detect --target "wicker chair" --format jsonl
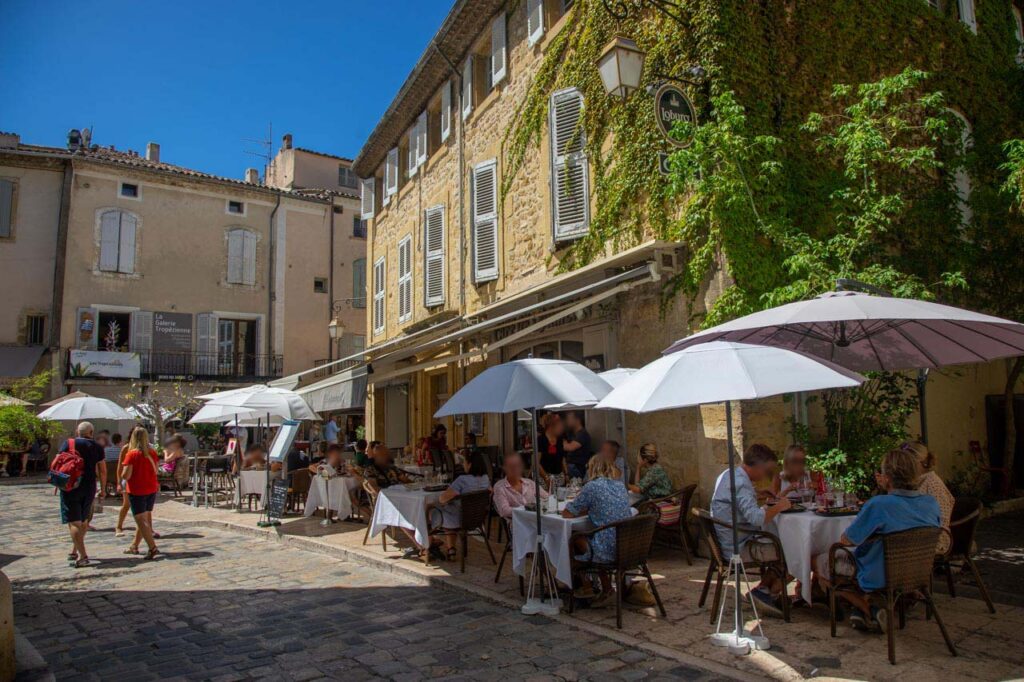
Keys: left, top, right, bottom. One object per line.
{"left": 637, "top": 484, "right": 697, "bottom": 565}
{"left": 361, "top": 480, "right": 387, "bottom": 550}
{"left": 156, "top": 457, "right": 190, "bottom": 497}
{"left": 288, "top": 469, "right": 312, "bottom": 513}
{"left": 569, "top": 513, "right": 667, "bottom": 629}
{"left": 934, "top": 497, "right": 996, "bottom": 614}
{"left": 693, "top": 508, "right": 790, "bottom": 623}
{"left": 828, "top": 527, "right": 957, "bottom": 665}
{"left": 434, "top": 489, "right": 497, "bottom": 573}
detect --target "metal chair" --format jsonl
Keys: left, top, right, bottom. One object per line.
{"left": 934, "top": 496, "right": 996, "bottom": 613}
{"left": 693, "top": 508, "right": 790, "bottom": 623}
{"left": 637, "top": 484, "right": 697, "bottom": 565}
{"left": 568, "top": 513, "right": 667, "bottom": 629}
{"left": 828, "top": 527, "right": 957, "bottom": 665}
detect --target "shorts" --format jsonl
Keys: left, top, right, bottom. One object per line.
{"left": 60, "top": 490, "right": 95, "bottom": 524}
{"left": 129, "top": 493, "right": 157, "bottom": 515}
{"left": 814, "top": 549, "right": 857, "bottom": 580}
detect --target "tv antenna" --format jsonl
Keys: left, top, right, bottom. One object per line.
{"left": 243, "top": 122, "right": 273, "bottom": 165}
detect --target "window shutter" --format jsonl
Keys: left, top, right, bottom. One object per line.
{"left": 408, "top": 125, "right": 419, "bottom": 177}
{"left": 131, "top": 310, "right": 153, "bottom": 374}
{"left": 440, "top": 80, "right": 452, "bottom": 142}
{"left": 491, "top": 14, "right": 507, "bottom": 85}
{"left": 242, "top": 231, "right": 257, "bottom": 285}
{"left": 462, "top": 56, "right": 474, "bottom": 121}
{"left": 527, "top": 0, "right": 544, "bottom": 46}
{"left": 99, "top": 211, "right": 121, "bottom": 272}
{"left": 360, "top": 178, "right": 375, "bottom": 219}
{"left": 385, "top": 148, "right": 399, "bottom": 197}
{"left": 117, "top": 212, "right": 137, "bottom": 273}
{"left": 227, "top": 230, "right": 244, "bottom": 284}
{"left": 416, "top": 111, "right": 428, "bottom": 166}
{"left": 1015, "top": 7, "right": 1024, "bottom": 65}
{"left": 472, "top": 160, "right": 499, "bottom": 283}
{"left": 196, "top": 312, "right": 218, "bottom": 375}
{"left": 373, "top": 257, "right": 386, "bottom": 335}
{"left": 0, "top": 179, "right": 13, "bottom": 238}
{"left": 353, "top": 258, "right": 367, "bottom": 308}
{"left": 398, "top": 237, "right": 412, "bottom": 322}
{"left": 957, "top": 0, "right": 977, "bottom": 33}
{"left": 424, "top": 205, "right": 446, "bottom": 307}
{"left": 549, "top": 88, "right": 590, "bottom": 240}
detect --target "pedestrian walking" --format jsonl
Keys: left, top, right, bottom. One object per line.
{"left": 54, "top": 421, "right": 107, "bottom": 568}
{"left": 120, "top": 427, "right": 161, "bottom": 560}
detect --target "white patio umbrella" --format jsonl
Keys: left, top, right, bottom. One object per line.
{"left": 203, "top": 386, "right": 319, "bottom": 422}
{"left": 664, "top": 289, "right": 1024, "bottom": 441}
{"left": 434, "top": 358, "right": 613, "bottom": 615}
{"left": 37, "top": 396, "right": 132, "bottom": 421}
{"left": 196, "top": 385, "right": 266, "bottom": 401}
{"left": 597, "top": 341, "right": 865, "bottom": 655}
{"left": 0, "top": 394, "right": 32, "bottom": 407}
{"left": 39, "top": 391, "right": 92, "bottom": 407}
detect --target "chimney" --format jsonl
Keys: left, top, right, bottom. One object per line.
{"left": 146, "top": 142, "right": 160, "bottom": 162}
{"left": 0, "top": 132, "right": 21, "bottom": 148}
{"left": 81, "top": 128, "right": 92, "bottom": 147}
{"left": 282, "top": 133, "right": 293, "bottom": 150}
{"left": 245, "top": 168, "right": 260, "bottom": 184}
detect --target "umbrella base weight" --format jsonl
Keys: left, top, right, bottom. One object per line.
{"left": 257, "top": 520, "right": 281, "bottom": 527}
{"left": 521, "top": 597, "right": 561, "bottom": 616}
{"left": 709, "top": 630, "right": 769, "bottom": 655}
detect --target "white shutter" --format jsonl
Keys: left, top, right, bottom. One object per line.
{"left": 550, "top": 88, "right": 590, "bottom": 240}
{"left": 131, "top": 310, "right": 153, "bottom": 374}
{"left": 408, "top": 125, "right": 419, "bottom": 177}
{"left": 196, "top": 312, "right": 218, "bottom": 375}
{"left": 491, "top": 14, "right": 507, "bottom": 85}
{"left": 398, "top": 236, "right": 412, "bottom": 322}
{"left": 99, "top": 211, "right": 121, "bottom": 272}
{"left": 461, "top": 56, "right": 474, "bottom": 121}
{"left": 385, "top": 148, "right": 399, "bottom": 198}
{"left": 117, "top": 212, "right": 136, "bottom": 273}
{"left": 227, "top": 230, "right": 244, "bottom": 284}
{"left": 1014, "top": 7, "right": 1024, "bottom": 65}
{"left": 472, "top": 160, "right": 499, "bottom": 283}
{"left": 373, "top": 257, "right": 386, "bottom": 335}
{"left": 957, "top": 0, "right": 977, "bottom": 33}
{"left": 360, "top": 177, "right": 375, "bottom": 219}
{"left": 527, "top": 0, "right": 544, "bottom": 46}
{"left": 424, "top": 204, "right": 445, "bottom": 307}
{"left": 242, "top": 230, "right": 257, "bottom": 285}
{"left": 416, "top": 111, "right": 428, "bottom": 166}
{"left": 440, "top": 80, "right": 452, "bottom": 142}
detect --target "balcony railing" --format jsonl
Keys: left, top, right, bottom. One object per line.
{"left": 312, "top": 357, "right": 362, "bottom": 379}
{"left": 66, "top": 349, "right": 283, "bottom": 382}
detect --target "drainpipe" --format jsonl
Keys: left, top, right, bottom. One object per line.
{"left": 50, "top": 158, "right": 73, "bottom": 397}
{"left": 268, "top": 192, "right": 282, "bottom": 367}
{"left": 327, "top": 196, "right": 336, "bottom": 363}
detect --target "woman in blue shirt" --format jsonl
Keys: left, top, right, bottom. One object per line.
{"left": 814, "top": 448, "right": 940, "bottom": 632}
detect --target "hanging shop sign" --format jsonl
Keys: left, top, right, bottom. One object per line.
{"left": 654, "top": 84, "right": 697, "bottom": 148}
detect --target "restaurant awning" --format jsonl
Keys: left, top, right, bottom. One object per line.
{"left": 0, "top": 346, "right": 46, "bottom": 378}
{"left": 297, "top": 366, "right": 368, "bottom": 413}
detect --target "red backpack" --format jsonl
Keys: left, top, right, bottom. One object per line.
{"left": 48, "top": 438, "right": 85, "bottom": 492}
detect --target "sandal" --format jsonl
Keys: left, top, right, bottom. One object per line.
{"left": 143, "top": 547, "right": 161, "bottom": 561}
{"left": 73, "top": 557, "right": 91, "bottom": 568}
{"left": 67, "top": 552, "right": 78, "bottom": 561}
{"left": 123, "top": 546, "right": 140, "bottom": 555}
{"left": 445, "top": 547, "right": 457, "bottom": 562}
{"left": 114, "top": 529, "right": 125, "bottom": 537}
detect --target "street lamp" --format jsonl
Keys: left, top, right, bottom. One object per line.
{"left": 597, "top": 36, "right": 646, "bottom": 98}
{"left": 327, "top": 316, "right": 346, "bottom": 340}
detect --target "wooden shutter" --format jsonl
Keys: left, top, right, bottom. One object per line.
{"left": 957, "top": 0, "right": 977, "bottom": 32}
{"left": 385, "top": 148, "right": 399, "bottom": 198}
{"left": 491, "top": 14, "right": 507, "bottom": 84}
{"left": 549, "top": 88, "right": 590, "bottom": 240}
{"left": 196, "top": 312, "right": 218, "bottom": 375}
{"left": 416, "top": 111, "right": 428, "bottom": 167}
{"left": 472, "top": 160, "right": 499, "bottom": 283}
{"left": 131, "top": 310, "right": 153, "bottom": 374}
{"left": 527, "top": 0, "right": 544, "bottom": 46}
{"left": 0, "top": 179, "right": 13, "bottom": 238}
{"left": 360, "top": 177, "right": 375, "bottom": 219}
{"left": 408, "top": 125, "right": 419, "bottom": 177}
{"left": 352, "top": 258, "right": 367, "bottom": 308}
{"left": 116, "top": 212, "right": 137, "bottom": 273}
{"left": 398, "top": 236, "right": 412, "bottom": 322}
{"left": 373, "top": 257, "right": 386, "bottom": 335}
{"left": 99, "top": 211, "right": 121, "bottom": 271}
{"left": 242, "top": 231, "right": 257, "bottom": 285}
{"left": 227, "top": 230, "right": 244, "bottom": 283}
{"left": 440, "top": 80, "right": 452, "bottom": 142}
{"left": 424, "top": 205, "right": 445, "bottom": 307}
{"left": 461, "top": 56, "right": 474, "bottom": 120}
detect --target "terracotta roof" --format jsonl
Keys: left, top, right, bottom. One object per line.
{"left": 352, "top": 0, "right": 506, "bottom": 177}
{"left": 294, "top": 147, "right": 354, "bottom": 163}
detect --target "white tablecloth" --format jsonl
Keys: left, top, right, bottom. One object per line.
{"left": 511, "top": 505, "right": 591, "bottom": 587}
{"left": 400, "top": 465, "right": 433, "bottom": 477}
{"left": 236, "top": 470, "right": 273, "bottom": 508}
{"left": 769, "top": 510, "right": 856, "bottom": 603}
{"left": 304, "top": 475, "right": 359, "bottom": 519}
{"left": 368, "top": 486, "right": 442, "bottom": 547}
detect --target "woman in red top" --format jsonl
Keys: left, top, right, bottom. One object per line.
{"left": 121, "top": 427, "right": 161, "bottom": 560}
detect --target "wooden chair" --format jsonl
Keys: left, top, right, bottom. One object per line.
{"left": 828, "top": 526, "right": 957, "bottom": 665}
{"left": 568, "top": 513, "right": 667, "bottom": 629}
{"left": 439, "top": 489, "right": 497, "bottom": 573}
{"left": 934, "top": 496, "right": 996, "bottom": 613}
{"left": 288, "top": 469, "right": 312, "bottom": 513}
{"left": 157, "top": 457, "right": 190, "bottom": 497}
{"left": 968, "top": 441, "right": 1012, "bottom": 498}
{"left": 693, "top": 508, "right": 790, "bottom": 623}
{"left": 361, "top": 480, "right": 387, "bottom": 551}
{"left": 637, "top": 484, "right": 697, "bottom": 565}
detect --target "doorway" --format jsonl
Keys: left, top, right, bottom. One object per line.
{"left": 218, "top": 319, "right": 258, "bottom": 376}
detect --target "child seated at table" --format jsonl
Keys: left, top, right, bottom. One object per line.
{"left": 771, "top": 444, "right": 820, "bottom": 500}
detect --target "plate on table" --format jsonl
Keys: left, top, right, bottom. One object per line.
{"left": 814, "top": 506, "right": 859, "bottom": 517}
{"left": 423, "top": 484, "right": 448, "bottom": 492}
{"left": 780, "top": 503, "right": 806, "bottom": 514}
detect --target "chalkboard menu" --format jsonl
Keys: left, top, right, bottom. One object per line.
{"left": 266, "top": 479, "right": 288, "bottom": 522}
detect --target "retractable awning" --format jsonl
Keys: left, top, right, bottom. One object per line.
{"left": 0, "top": 346, "right": 46, "bottom": 378}
{"left": 297, "top": 366, "right": 368, "bottom": 413}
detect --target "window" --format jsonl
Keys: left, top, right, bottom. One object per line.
{"left": 956, "top": 0, "right": 977, "bottom": 32}
{"left": 338, "top": 166, "right": 359, "bottom": 189}
{"left": 119, "top": 182, "right": 140, "bottom": 199}
{"left": 398, "top": 236, "right": 412, "bottom": 323}
{"left": 424, "top": 204, "right": 446, "bottom": 307}
{"left": 226, "top": 228, "right": 257, "bottom": 285}
{"left": 472, "top": 160, "right": 499, "bottom": 283}
{"left": 407, "top": 113, "right": 428, "bottom": 178}
{"left": 1014, "top": 6, "right": 1024, "bottom": 65}
{"left": 98, "top": 209, "right": 137, "bottom": 274}
{"left": 0, "top": 178, "right": 14, "bottom": 238}
{"left": 226, "top": 200, "right": 245, "bottom": 215}
{"left": 440, "top": 80, "right": 452, "bottom": 143}
{"left": 26, "top": 315, "right": 45, "bottom": 345}
{"left": 947, "top": 109, "right": 974, "bottom": 228}
{"left": 353, "top": 257, "right": 367, "bottom": 308}
{"left": 313, "top": 277, "right": 327, "bottom": 294}
{"left": 360, "top": 177, "right": 375, "bottom": 219}
{"left": 491, "top": 14, "right": 507, "bottom": 85}
{"left": 353, "top": 215, "right": 367, "bottom": 238}
{"left": 527, "top": 0, "right": 545, "bottom": 45}
{"left": 372, "top": 257, "right": 386, "bottom": 335}
{"left": 97, "top": 311, "right": 131, "bottom": 351}
{"left": 385, "top": 148, "right": 399, "bottom": 200}
{"left": 550, "top": 87, "right": 590, "bottom": 240}
{"left": 462, "top": 56, "right": 474, "bottom": 120}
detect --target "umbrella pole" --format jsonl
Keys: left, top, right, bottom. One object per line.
{"left": 917, "top": 369, "right": 929, "bottom": 445}
{"left": 620, "top": 409, "right": 629, "bottom": 482}
{"left": 236, "top": 414, "right": 243, "bottom": 513}
{"left": 725, "top": 401, "right": 743, "bottom": 642}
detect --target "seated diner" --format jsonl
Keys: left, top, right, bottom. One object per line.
{"left": 239, "top": 444, "right": 267, "bottom": 471}
{"left": 902, "top": 440, "right": 954, "bottom": 554}
{"left": 590, "top": 440, "right": 626, "bottom": 487}
{"left": 628, "top": 442, "right": 672, "bottom": 500}
{"left": 771, "top": 444, "right": 819, "bottom": 500}
{"left": 159, "top": 434, "right": 187, "bottom": 475}
{"left": 492, "top": 452, "right": 548, "bottom": 520}
{"left": 359, "top": 444, "right": 411, "bottom": 491}
{"left": 429, "top": 451, "right": 492, "bottom": 561}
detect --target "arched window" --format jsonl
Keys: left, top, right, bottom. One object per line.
{"left": 226, "top": 228, "right": 257, "bottom": 285}
{"left": 946, "top": 109, "right": 973, "bottom": 228}
{"left": 98, "top": 209, "right": 138, "bottom": 274}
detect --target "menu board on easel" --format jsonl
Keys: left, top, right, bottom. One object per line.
{"left": 267, "top": 419, "right": 300, "bottom": 462}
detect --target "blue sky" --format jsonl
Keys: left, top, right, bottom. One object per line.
{"left": 0, "top": 0, "right": 452, "bottom": 179}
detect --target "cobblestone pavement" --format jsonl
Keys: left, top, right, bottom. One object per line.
{"left": 1, "top": 485, "right": 718, "bottom": 681}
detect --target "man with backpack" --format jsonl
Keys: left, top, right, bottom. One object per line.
{"left": 53, "top": 421, "right": 107, "bottom": 568}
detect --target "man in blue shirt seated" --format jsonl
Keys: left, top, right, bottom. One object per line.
{"left": 711, "top": 443, "right": 791, "bottom": 617}
{"left": 814, "top": 448, "right": 940, "bottom": 632}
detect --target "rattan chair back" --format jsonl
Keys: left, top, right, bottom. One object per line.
{"left": 291, "top": 468, "right": 312, "bottom": 495}
{"left": 613, "top": 514, "right": 657, "bottom": 569}
{"left": 694, "top": 508, "right": 726, "bottom": 569}
{"left": 882, "top": 526, "right": 942, "bottom": 592}
{"left": 460, "top": 489, "right": 492, "bottom": 530}
{"left": 949, "top": 497, "right": 982, "bottom": 556}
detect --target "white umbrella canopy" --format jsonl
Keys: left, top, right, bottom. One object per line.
{"left": 664, "top": 291, "right": 1024, "bottom": 373}
{"left": 0, "top": 394, "right": 33, "bottom": 407}
{"left": 433, "top": 358, "right": 613, "bottom": 417}
{"left": 37, "top": 396, "right": 132, "bottom": 421}
{"left": 544, "top": 367, "right": 638, "bottom": 410}
{"left": 203, "top": 386, "right": 319, "bottom": 421}
{"left": 188, "top": 404, "right": 264, "bottom": 424}
{"left": 196, "top": 385, "right": 266, "bottom": 401}
{"left": 39, "top": 391, "right": 92, "bottom": 407}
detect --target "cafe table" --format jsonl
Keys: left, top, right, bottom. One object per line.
{"left": 368, "top": 485, "right": 444, "bottom": 548}
{"left": 304, "top": 474, "right": 359, "bottom": 520}
{"left": 400, "top": 465, "right": 434, "bottom": 477}
{"left": 511, "top": 504, "right": 590, "bottom": 587}
{"left": 769, "top": 509, "right": 857, "bottom": 603}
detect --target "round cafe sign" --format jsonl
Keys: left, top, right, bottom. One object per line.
{"left": 654, "top": 84, "right": 697, "bottom": 148}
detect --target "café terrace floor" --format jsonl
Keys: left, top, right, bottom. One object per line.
{"left": 156, "top": 493, "right": 1023, "bottom": 682}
